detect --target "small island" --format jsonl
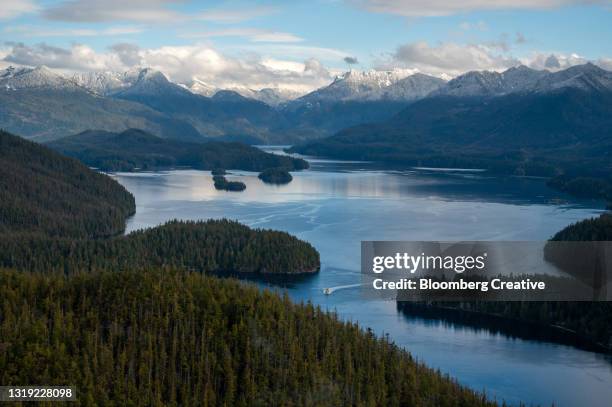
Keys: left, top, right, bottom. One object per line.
{"left": 258, "top": 167, "right": 293, "bottom": 184}
{"left": 211, "top": 168, "right": 226, "bottom": 176}
{"left": 213, "top": 174, "right": 246, "bottom": 191}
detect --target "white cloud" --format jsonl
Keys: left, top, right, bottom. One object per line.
{"left": 384, "top": 41, "right": 519, "bottom": 76}
{"left": 459, "top": 21, "right": 488, "bottom": 31}
{"left": 1, "top": 42, "right": 334, "bottom": 93}
{"left": 183, "top": 28, "right": 303, "bottom": 43}
{"left": 4, "top": 25, "right": 144, "bottom": 37}
{"left": 380, "top": 42, "right": 612, "bottom": 76}
{"left": 196, "top": 6, "right": 278, "bottom": 23}
{"left": 351, "top": 0, "right": 612, "bottom": 17}
{"left": 42, "top": 0, "right": 276, "bottom": 23}
{"left": 4, "top": 42, "right": 124, "bottom": 71}
{"left": 523, "top": 52, "right": 590, "bottom": 70}
{"left": 42, "top": 0, "right": 185, "bottom": 23}
{"left": 0, "top": 0, "right": 38, "bottom": 20}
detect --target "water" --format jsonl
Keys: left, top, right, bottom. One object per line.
{"left": 113, "top": 147, "right": 612, "bottom": 407}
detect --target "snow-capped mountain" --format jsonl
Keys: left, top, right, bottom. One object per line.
{"left": 232, "top": 87, "right": 305, "bottom": 106}
{"left": 186, "top": 80, "right": 303, "bottom": 106}
{"left": 184, "top": 78, "right": 217, "bottom": 97}
{"left": 433, "top": 66, "right": 548, "bottom": 97}
{"left": 114, "top": 68, "right": 189, "bottom": 98}
{"left": 532, "top": 62, "right": 612, "bottom": 93}
{"left": 1, "top": 66, "right": 81, "bottom": 91}
{"left": 295, "top": 69, "right": 440, "bottom": 103}
{"left": 71, "top": 71, "right": 132, "bottom": 95}
{"left": 376, "top": 73, "right": 446, "bottom": 101}
{"left": 433, "top": 64, "right": 612, "bottom": 97}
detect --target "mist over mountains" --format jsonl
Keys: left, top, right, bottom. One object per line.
{"left": 1, "top": 63, "right": 611, "bottom": 145}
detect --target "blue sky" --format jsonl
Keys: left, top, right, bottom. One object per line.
{"left": 1, "top": 0, "right": 611, "bottom": 91}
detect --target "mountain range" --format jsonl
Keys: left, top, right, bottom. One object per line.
{"left": 1, "top": 63, "right": 611, "bottom": 145}
{"left": 291, "top": 63, "right": 612, "bottom": 180}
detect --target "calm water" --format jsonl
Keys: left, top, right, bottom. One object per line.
{"left": 113, "top": 147, "right": 612, "bottom": 407}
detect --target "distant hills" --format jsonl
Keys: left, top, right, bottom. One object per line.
{"left": 48, "top": 128, "right": 308, "bottom": 172}
{"left": 291, "top": 63, "right": 612, "bottom": 181}
{"left": 2, "top": 63, "right": 612, "bottom": 147}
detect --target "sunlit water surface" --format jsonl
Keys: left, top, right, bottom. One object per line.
{"left": 113, "top": 147, "right": 612, "bottom": 407}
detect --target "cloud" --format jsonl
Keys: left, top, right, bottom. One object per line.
{"left": 3, "top": 42, "right": 122, "bottom": 71}
{"left": 0, "top": 0, "right": 38, "bottom": 20}
{"left": 1, "top": 42, "right": 334, "bottom": 93}
{"left": 42, "top": 0, "right": 276, "bottom": 23}
{"left": 459, "top": 21, "right": 488, "bottom": 31}
{"left": 351, "top": 0, "right": 612, "bottom": 17}
{"left": 4, "top": 25, "right": 144, "bottom": 37}
{"left": 110, "top": 43, "right": 143, "bottom": 66}
{"left": 525, "top": 52, "right": 589, "bottom": 70}
{"left": 344, "top": 56, "right": 359, "bottom": 64}
{"left": 183, "top": 28, "right": 303, "bottom": 43}
{"left": 42, "top": 0, "right": 185, "bottom": 23}
{"left": 386, "top": 41, "right": 519, "bottom": 76}
{"left": 196, "top": 6, "right": 278, "bottom": 23}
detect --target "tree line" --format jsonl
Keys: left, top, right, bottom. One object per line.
{"left": 0, "top": 220, "right": 320, "bottom": 275}
{"left": 0, "top": 268, "right": 500, "bottom": 406}
{"left": 405, "top": 213, "right": 612, "bottom": 350}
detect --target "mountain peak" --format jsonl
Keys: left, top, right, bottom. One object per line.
{"left": 0, "top": 65, "right": 79, "bottom": 91}
{"left": 212, "top": 90, "right": 248, "bottom": 102}
{"left": 133, "top": 68, "right": 169, "bottom": 85}
{"left": 534, "top": 62, "right": 612, "bottom": 93}
{"left": 297, "top": 68, "right": 439, "bottom": 103}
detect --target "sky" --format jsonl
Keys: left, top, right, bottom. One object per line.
{"left": 1, "top": 0, "right": 611, "bottom": 92}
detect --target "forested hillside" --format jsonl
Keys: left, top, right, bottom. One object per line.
{"left": 48, "top": 129, "right": 309, "bottom": 172}
{"left": 0, "top": 130, "right": 135, "bottom": 239}
{"left": 0, "top": 220, "right": 320, "bottom": 275}
{"left": 0, "top": 268, "right": 497, "bottom": 406}
{"left": 550, "top": 213, "right": 612, "bottom": 241}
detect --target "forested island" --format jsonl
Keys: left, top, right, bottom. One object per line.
{"left": 258, "top": 167, "right": 293, "bottom": 184}
{"left": 0, "top": 220, "right": 320, "bottom": 274}
{"left": 47, "top": 128, "right": 309, "bottom": 172}
{"left": 213, "top": 174, "right": 247, "bottom": 191}
{"left": 0, "top": 129, "right": 499, "bottom": 405}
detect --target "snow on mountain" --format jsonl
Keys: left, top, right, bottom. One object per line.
{"left": 114, "top": 68, "right": 192, "bottom": 98}
{"left": 4, "top": 63, "right": 611, "bottom": 106}
{"left": 71, "top": 71, "right": 132, "bottom": 95}
{"left": 184, "top": 78, "right": 217, "bottom": 97}
{"left": 1, "top": 66, "right": 81, "bottom": 91}
{"left": 230, "top": 87, "right": 304, "bottom": 106}
{"left": 377, "top": 73, "right": 446, "bottom": 101}
{"left": 433, "top": 64, "right": 612, "bottom": 97}
{"left": 297, "top": 69, "right": 414, "bottom": 103}
{"left": 532, "top": 62, "right": 612, "bottom": 93}
{"left": 186, "top": 79, "right": 303, "bottom": 106}
{"left": 501, "top": 65, "right": 548, "bottom": 93}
